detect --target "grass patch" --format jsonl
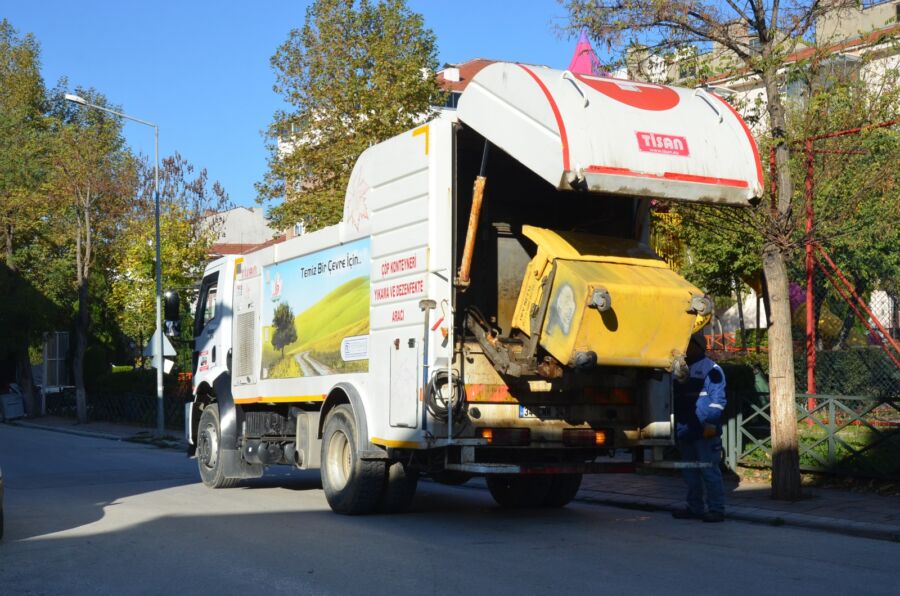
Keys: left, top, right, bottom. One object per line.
{"left": 737, "top": 421, "right": 900, "bottom": 479}
{"left": 268, "top": 355, "right": 302, "bottom": 378}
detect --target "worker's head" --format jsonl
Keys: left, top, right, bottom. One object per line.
{"left": 686, "top": 332, "right": 707, "bottom": 363}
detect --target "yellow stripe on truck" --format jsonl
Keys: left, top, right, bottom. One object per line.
{"left": 371, "top": 437, "right": 422, "bottom": 449}
{"left": 234, "top": 394, "right": 326, "bottom": 404}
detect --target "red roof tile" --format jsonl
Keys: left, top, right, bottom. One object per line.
{"left": 437, "top": 58, "right": 499, "bottom": 92}
{"left": 209, "top": 235, "right": 286, "bottom": 256}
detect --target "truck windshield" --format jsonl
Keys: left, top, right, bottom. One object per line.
{"left": 194, "top": 271, "right": 220, "bottom": 338}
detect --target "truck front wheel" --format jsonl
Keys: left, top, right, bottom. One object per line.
{"left": 321, "top": 404, "right": 385, "bottom": 515}
{"left": 197, "top": 404, "right": 238, "bottom": 489}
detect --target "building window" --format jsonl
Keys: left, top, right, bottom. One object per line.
{"left": 293, "top": 221, "right": 305, "bottom": 237}
{"left": 444, "top": 92, "right": 462, "bottom": 109}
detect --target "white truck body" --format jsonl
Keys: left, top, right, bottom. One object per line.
{"left": 186, "top": 62, "right": 761, "bottom": 513}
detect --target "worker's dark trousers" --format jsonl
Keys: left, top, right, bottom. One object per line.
{"left": 678, "top": 436, "right": 725, "bottom": 514}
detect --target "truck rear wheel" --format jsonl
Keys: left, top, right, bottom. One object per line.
{"left": 486, "top": 475, "right": 552, "bottom": 508}
{"left": 379, "top": 461, "right": 418, "bottom": 513}
{"left": 432, "top": 470, "right": 473, "bottom": 486}
{"left": 197, "top": 404, "right": 238, "bottom": 489}
{"left": 321, "top": 404, "right": 385, "bottom": 515}
{"left": 542, "top": 474, "right": 582, "bottom": 507}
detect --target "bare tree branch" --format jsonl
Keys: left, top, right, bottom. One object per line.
{"left": 723, "top": 0, "right": 754, "bottom": 25}
{"left": 769, "top": 0, "right": 781, "bottom": 40}
{"left": 750, "top": 0, "right": 768, "bottom": 44}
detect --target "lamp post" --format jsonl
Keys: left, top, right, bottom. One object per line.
{"left": 64, "top": 93, "right": 165, "bottom": 436}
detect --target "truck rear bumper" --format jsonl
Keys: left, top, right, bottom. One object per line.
{"left": 443, "top": 461, "right": 636, "bottom": 475}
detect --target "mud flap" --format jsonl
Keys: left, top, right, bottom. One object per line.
{"left": 221, "top": 449, "right": 264, "bottom": 479}
{"left": 213, "top": 373, "right": 264, "bottom": 480}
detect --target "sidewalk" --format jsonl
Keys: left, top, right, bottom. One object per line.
{"left": 9, "top": 415, "right": 186, "bottom": 448}
{"left": 7, "top": 416, "right": 900, "bottom": 542}
{"left": 578, "top": 470, "right": 900, "bottom": 542}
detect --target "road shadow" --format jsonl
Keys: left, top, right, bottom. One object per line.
{"left": 0, "top": 424, "right": 198, "bottom": 540}
{"left": 3, "top": 481, "right": 894, "bottom": 596}
{"left": 0, "top": 500, "right": 651, "bottom": 596}
{"left": 3, "top": 422, "right": 605, "bottom": 545}
{"left": 241, "top": 469, "right": 323, "bottom": 491}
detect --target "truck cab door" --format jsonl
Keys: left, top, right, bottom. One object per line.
{"left": 193, "top": 268, "right": 223, "bottom": 381}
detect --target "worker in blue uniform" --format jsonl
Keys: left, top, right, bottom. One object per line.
{"left": 672, "top": 332, "right": 727, "bottom": 522}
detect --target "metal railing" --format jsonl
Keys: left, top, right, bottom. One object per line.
{"left": 44, "top": 388, "right": 185, "bottom": 432}
{"left": 723, "top": 392, "right": 900, "bottom": 479}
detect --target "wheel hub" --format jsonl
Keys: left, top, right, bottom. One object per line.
{"left": 326, "top": 430, "right": 351, "bottom": 491}
{"left": 198, "top": 424, "right": 219, "bottom": 469}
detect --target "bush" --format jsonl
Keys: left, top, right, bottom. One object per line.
{"left": 717, "top": 352, "right": 769, "bottom": 397}
{"left": 92, "top": 367, "right": 191, "bottom": 401}
{"left": 83, "top": 344, "right": 110, "bottom": 390}
{"left": 811, "top": 348, "right": 900, "bottom": 399}
{"left": 714, "top": 347, "right": 899, "bottom": 399}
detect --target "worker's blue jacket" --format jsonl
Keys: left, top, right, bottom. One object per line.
{"left": 674, "top": 357, "right": 727, "bottom": 441}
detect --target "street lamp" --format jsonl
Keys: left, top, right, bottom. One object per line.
{"left": 65, "top": 93, "right": 166, "bottom": 437}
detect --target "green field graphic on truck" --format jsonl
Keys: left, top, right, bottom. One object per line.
{"left": 260, "top": 238, "right": 370, "bottom": 379}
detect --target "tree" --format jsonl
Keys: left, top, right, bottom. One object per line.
{"left": 784, "top": 55, "right": 900, "bottom": 350}
{"left": 659, "top": 202, "right": 766, "bottom": 346}
{"left": 661, "top": 33, "right": 899, "bottom": 354}
{"left": 271, "top": 302, "right": 297, "bottom": 358}
{"left": 563, "top": 0, "right": 870, "bottom": 499}
{"left": 257, "top": 0, "right": 443, "bottom": 232}
{"left": 46, "top": 88, "right": 137, "bottom": 423}
{"left": 109, "top": 152, "right": 230, "bottom": 364}
{"left": 0, "top": 19, "right": 52, "bottom": 415}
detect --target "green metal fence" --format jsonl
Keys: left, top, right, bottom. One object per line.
{"left": 44, "top": 388, "right": 185, "bottom": 431}
{"left": 723, "top": 392, "right": 900, "bottom": 479}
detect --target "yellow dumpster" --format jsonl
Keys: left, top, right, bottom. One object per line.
{"left": 511, "top": 226, "right": 709, "bottom": 370}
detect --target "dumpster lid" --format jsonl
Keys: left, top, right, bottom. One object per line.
{"left": 521, "top": 226, "right": 668, "bottom": 268}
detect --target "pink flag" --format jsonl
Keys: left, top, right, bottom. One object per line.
{"left": 568, "top": 29, "right": 603, "bottom": 76}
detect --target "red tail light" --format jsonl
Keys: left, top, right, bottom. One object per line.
{"left": 563, "top": 428, "right": 609, "bottom": 446}
{"left": 478, "top": 427, "right": 530, "bottom": 446}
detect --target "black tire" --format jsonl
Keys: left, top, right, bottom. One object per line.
{"left": 321, "top": 404, "right": 385, "bottom": 515}
{"left": 432, "top": 470, "right": 473, "bottom": 486}
{"left": 379, "top": 461, "right": 418, "bottom": 513}
{"left": 542, "top": 474, "right": 582, "bottom": 507}
{"left": 486, "top": 475, "right": 553, "bottom": 509}
{"left": 197, "top": 404, "right": 238, "bottom": 489}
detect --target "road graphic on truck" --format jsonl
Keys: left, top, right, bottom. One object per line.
{"left": 260, "top": 238, "right": 370, "bottom": 379}
{"left": 295, "top": 351, "right": 335, "bottom": 376}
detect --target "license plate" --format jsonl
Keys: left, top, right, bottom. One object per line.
{"left": 519, "top": 405, "right": 562, "bottom": 419}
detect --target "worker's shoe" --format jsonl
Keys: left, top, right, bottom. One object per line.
{"left": 703, "top": 511, "right": 725, "bottom": 523}
{"left": 671, "top": 508, "right": 704, "bottom": 520}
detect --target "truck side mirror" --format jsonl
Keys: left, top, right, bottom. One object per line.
{"left": 164, "top": 291, "right": 181, "bottom": 337}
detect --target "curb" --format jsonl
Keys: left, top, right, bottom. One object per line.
{"left": 576, "top": 490, "right": 900, "bottom": 543}
{"left": 7, "top": 420, "right": 126, "bottom": 442}
{"left": 6, "top": 420, "right": 186, "bottom": 450}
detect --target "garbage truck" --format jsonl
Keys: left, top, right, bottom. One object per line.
{"left": 179, "top": 62, "right": 763, "bottom": 514}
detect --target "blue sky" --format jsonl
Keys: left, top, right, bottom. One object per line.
{"left": 3, "top": 0, "right": 583, "bottom": 208}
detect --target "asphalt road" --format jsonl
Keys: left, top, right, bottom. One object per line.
{"left": 1, "top": 424, "right": 898, "bottom": 595}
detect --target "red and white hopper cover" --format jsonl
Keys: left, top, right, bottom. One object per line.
{"left": 457, "top": 62, "right": 763, "bottom": 206}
